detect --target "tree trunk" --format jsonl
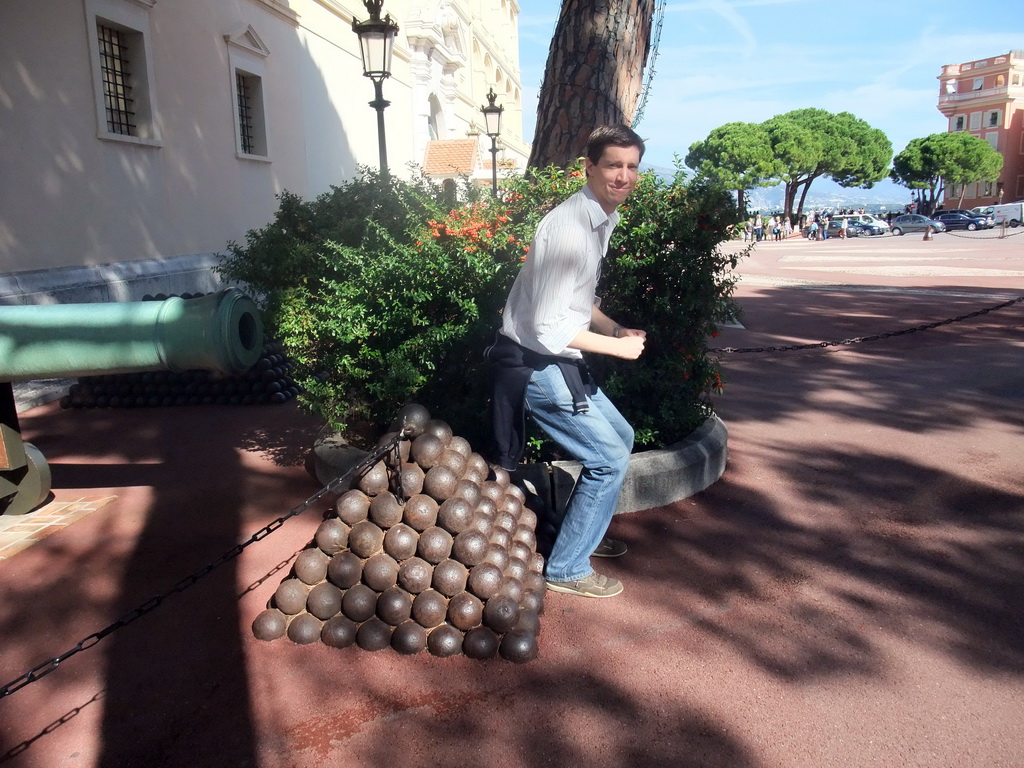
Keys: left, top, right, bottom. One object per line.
{"left": 528, "top": 0, "right": 656, "bottom": 169}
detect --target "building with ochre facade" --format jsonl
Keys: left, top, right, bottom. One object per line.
{"left": 936, "top": 50, "right": 1024, "bottom": 209}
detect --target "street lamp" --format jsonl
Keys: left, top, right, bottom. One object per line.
{"left": 480, "top": 87, "right": 503, "bottom": 196}
{"left": 352, "top": 0, "right": 399, "bottom": 174}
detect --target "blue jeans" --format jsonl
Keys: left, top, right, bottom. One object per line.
{"left": 525, "top": 363, "right": 633, "bottom": 581}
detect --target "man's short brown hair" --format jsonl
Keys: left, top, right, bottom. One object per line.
{"left": 583, "top": 124, "right": 646, "bottom": 165}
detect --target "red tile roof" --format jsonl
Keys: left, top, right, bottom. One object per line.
{"left": 423, "top": 139, "right": 479, "bottom": 176}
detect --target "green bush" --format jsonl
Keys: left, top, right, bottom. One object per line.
{"left": 217, "top": 162, "right": 743, "bottom": 452}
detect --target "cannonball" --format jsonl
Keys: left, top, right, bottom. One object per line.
{"left": 287, "top": 613, "right": 323, "bottom": 645}
{"left": 506, "top": 483, "right": 526, "bottom": 504}
{"left": 315, "top": 518, "right": 350, "bottom": 555}
{"left": 252, "top": 608, "right": 287, "bottom": 641}
{"left": 467, "top": 562, "right": 504, "bottom": 601}
{"left": 499, "top": 628, "right": 539, "bottom": 663}
{"left": 423, "top": 419, "right": 453, "bottom": 445}
{"left": 327, "top": 551, "right": 363, "bottom": 589}
{"left": 391, "top": 403, "right": 431, "bottom": 438}
{"left": 398, "top": 463, "right": 425, "bottom": 496}
{"left": 462, "top": 626, "right": 500, "bottom": 659}
{"left": 468, "top": 515, "right": 493, "bottom": 538}
{"left": 519, "top": 588, "right": 545, "bottom": 616}
{"left": 489, "top": 465, "right": 511, "bottom": 488}
{"left": 417, "top": 526, "right": 453, "bottom": 564}
{"left": 448, "top": 435, "right": 472, "bottom": 457}
{"left": 432, "top": 558, "right": 468, "bottom": 597}
{"left": 306, "top": 582, "right": 343, "bottom": 620}
{"left": 482, "top": 544, "right": 510, "bottom": 572}
{"left": 342, "top": 583, "right": 378, "bottom": 622}
{"left": 505, "top": 557, "right": 528, "bottom": 584}
{"left": 523, "top": 571, "right": 547, "bottom": 597}
{"left": 348, "top": 520, "right": 385, "bottom": 558}
{"left": 369, "top": 492, "right": 404, "bottom": 529}
{"left": 376, "top": 585, "right": 413, "bottom": 625}
{"left": 403, "top": 494, "right": 439, "bottom": 531}
{"left": 426, "top": 624, "right": 463, "bottom": 658}
{"left": 483, "top": 594, "right": 520, "bottom": 633}
{"left": 446, "top": 591, "right": 484, "bottom": 631}
{"left": 498, "top": 577, "right": 524, "bottom": 603}
{"left": 465, "top": 453, "right": 490, "bottom": 482}
{"left": 497, "top": 494, "right": 523, "bottom": 518}
{"left": 480, "top": 481, "right": 504, "bottom": 502}
{"left": 513, "top": 526, "right": 537, "bottom": 551}
{"left": 436, "top": 497, "right": 473, "bottom": 534}
{"left": 335, "top": 489, "right": 370, "bottom": 525}
{"left": 515, "top": 609, "right": 542, "bottom": 635}
{"left": 519, "top": 507, "right": 539, "bottom": 531}
{"left": 356, "top": 617, "right": 393, "bottom": 651}
{"left": 411, "top": 433, "right": 445, "bottom": 469}
{"left": 391, "top": 620, "right": 427, "bottom": 655}
{"left": 452, "top": 530, "right": 489, "bottom": 567}
{"left": 321, "top": 615, "right": 358, "bottom": 648}
{"left": 355, "top": 460, "right": 389, "bottom": 496}
{"left": 528, "top": 552, "right": 545, "bottom": 575}
{"left": 294, "top": 548, "right": 331, "bottom": 585}
{"left": 423, "top": 465, "right": 458, "bottom": 502}
{"left": 362, "top": 553, "right": 400, "bottom": 592}
{"left": 454, "top": 479, "right": 481, "bottom": 507}
{"left": 489, "top": 528, "right": 513, "bottom": 552}
{"left": 437, "top": 449, "right": 468, "bottom": 478}
{"left": 495, "top": 511, "right": 518, "bottom": 535}
{"left": 509, "top": 541, "right": 533, "bottom": 566}
{"left": 376, "top": 430, "right": 412, "bottom": 462}
{"left": 383, "top": 523, "right": 419, "bottom": 561}
{"left": 412, "top": 589, "right": 449, "bottom": 628}
{"left": 398, "top": 557, "right": 434, "bottom": 594}
{"left": 474, "top": 497, "right": 497, "bottom": 520}
{"left": 274, "top": 578, "right": 310, "bottom": 615}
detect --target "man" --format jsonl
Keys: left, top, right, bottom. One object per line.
{"left": 487, "top": 124, "right": 647, "bottom": 599}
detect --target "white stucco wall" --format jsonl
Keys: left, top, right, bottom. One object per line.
{"left": 0, "top": 0, "right": 530, "bottom": 301}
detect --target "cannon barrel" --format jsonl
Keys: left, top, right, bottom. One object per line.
{"left": 1, "top": 288, "right": 264, "bottom": 515}
{"left": 0, "top": 288, "right": 263, "bottom": 382}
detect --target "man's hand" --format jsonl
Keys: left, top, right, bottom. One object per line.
{"left": 613, "top": 333, "right": 645, "bottom": 360}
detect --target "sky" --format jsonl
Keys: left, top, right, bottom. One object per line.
{"left": 513, "top": 0, "right": 1024, "bottom": 199}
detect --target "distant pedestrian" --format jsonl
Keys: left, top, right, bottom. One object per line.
{"left": 783, "top": 217, "right": 793, "bottom": 238}
{"left": 754, "top": 214, "right": 763, "bottom": 242}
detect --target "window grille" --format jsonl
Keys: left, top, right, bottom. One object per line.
{"left": 236, "top": 72, "right": 256, "bottom": 154}
{"left": 98, "top": 24, "right": 136, "bottom": 136}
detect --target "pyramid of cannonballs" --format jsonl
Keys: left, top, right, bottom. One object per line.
{"left": 252, "top": 404, "right": 544, "bottom": 662}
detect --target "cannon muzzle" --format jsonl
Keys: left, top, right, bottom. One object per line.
{"left": 0, "top": 288, "right": 263, "bottom": 382}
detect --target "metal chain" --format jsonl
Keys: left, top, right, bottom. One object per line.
{"left": 0, "top": 434, "right": 404, "bottom": 699}
{"left": 945, "top": 228, "right": 1024, "bottom": 240}
{"left": 710, "top": 295, "right": 1024, "bottom": 355}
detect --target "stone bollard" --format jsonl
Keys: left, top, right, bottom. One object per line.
{"left": 923, "top": 225, "right": 933, "bottom": 241}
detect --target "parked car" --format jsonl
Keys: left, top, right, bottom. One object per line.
{"left": 845, "top": 213, "right": 890, "bottom": 233}
{"left": 890, "top": 214, "right": 947, "bottom": 235}
{"left": 971, "top": 205, "right": 995, "bottom": 217}
{"left": 938, "top": 208, "right": 995, "bottom": 228}
{"left": 826, "top": 220, "right": 860, "bottom": 237}
{"left": 848, "top": 220, "right": 886, "bottom": 236}
{"left": 933, "top": 212, "right": 989, "bottom": 231}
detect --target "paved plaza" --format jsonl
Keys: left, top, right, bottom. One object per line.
{"left": 1, "top": 231, "right": 1022, "bottom": 767}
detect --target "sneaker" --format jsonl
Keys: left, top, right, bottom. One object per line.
{"left": 592, "top": 537, "right": 627, "bottom": 558}
{"left": 545, "top": 572, "right": 623, "bottom": 598}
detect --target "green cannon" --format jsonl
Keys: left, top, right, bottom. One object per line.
{"left": 0, "top": 288, "right": 264, "bottom": 515}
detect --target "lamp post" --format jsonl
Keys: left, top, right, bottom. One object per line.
{"left": 352, "top": 0, "right": 399, "bottom": 174}
{"left": 480, "top": 88, "right": 503, "bottom": 197}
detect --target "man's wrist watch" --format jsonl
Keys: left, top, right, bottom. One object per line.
{"left": 613, "top": 325, "right": 623, "bottom": 338}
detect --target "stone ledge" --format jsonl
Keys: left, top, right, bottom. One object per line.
{"left": 313, "top": 415, "right": 728, "bottom": 514}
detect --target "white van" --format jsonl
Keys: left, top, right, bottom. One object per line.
{"left": 991, "top": 202, "right": 1023, "bottom": 227}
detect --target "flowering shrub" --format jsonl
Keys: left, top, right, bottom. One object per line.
{"left": 218, "top": 162, "right": 742, "bottom": 451}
